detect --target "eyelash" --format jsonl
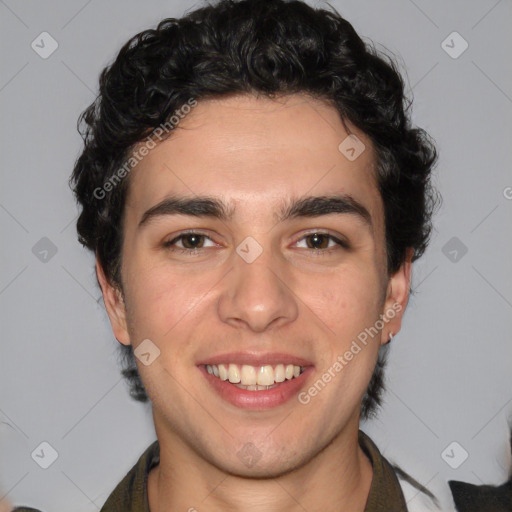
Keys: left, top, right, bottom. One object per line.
{"left": 162, "top": 230, "right": 350, "bottom": 256}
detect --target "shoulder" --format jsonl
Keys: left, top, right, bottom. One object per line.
{"left": 393, "top": 463, "right": 457, "bottom": 511}
{"left": 358, "top": 429, "right": 456, "bottom": 511}
{"left": 9, "top": 442, "right": 159, "bottom": 512}
{"left": 99, "top": 439, "right": 159, "bottom": 511}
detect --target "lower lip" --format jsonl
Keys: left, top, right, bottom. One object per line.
{"left": 199, "top": 365, "right": 314, "bottom": 410}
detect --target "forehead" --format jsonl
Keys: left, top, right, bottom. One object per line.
{"left": 124, "top": 93, "right": 381, "bottom": 225}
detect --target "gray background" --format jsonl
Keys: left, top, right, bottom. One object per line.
{"left": 1, "top": 0, "right": 511, "bottom": 510}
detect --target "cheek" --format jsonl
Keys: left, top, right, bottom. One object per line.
{"left": 302, "top": 265, "right": 383, "bottom": 337}
{"left": 123, "top": 256, "right": 223, "bottom": 347}
{"left": 122, "top": 261, "right": 184, "bottom": 339}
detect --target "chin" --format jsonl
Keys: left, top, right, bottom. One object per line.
{"left": 205, "top": 438, "right": 316, "bottom": 480}
{"left": 222, "top": 455, "right": 307, "bottom": 480}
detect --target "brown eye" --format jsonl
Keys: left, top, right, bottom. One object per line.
{"left": 163, "top": 232, "right": 215, "bottom": 252}
{"left": 179, "top": 233, "right": 206, "bottom": 249}
{"left": 295, "top": 232, "right": 349, "bottom": 252}
{"left": 305, "top": 233, "right": 330, "bottom": 249}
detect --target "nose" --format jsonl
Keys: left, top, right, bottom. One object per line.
{"left": 217, "top": 244, "right": 299, "bottom": 332}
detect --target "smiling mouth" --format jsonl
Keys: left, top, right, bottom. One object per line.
{"left": 204, "top": 363, "right": 306, "bottom": 390}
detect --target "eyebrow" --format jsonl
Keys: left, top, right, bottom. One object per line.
{"left": 138, "top": 194, "right": 372, "bottom": 229}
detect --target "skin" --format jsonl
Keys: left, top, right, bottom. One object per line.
{"left": 97, "top": 93, "right": 412, "bottom": 512}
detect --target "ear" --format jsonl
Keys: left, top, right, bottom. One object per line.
{"left": 96, "top": 258, "right": 131, "bottom": 346}
{"left": 380, "top": 248, "right": 414, "bottom": 345}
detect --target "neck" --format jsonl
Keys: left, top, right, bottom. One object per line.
{"left": 148, "top": 421, "right": 373, "bottom": 512}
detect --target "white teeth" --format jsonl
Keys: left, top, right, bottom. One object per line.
{"left": 257, "top": 365, "right": 274, "bottom": 386}
{"left": 234, "top": 383, "right": 277, "bottom": 391}
{"left": 228, "top": 364, "right": 241, "bottom": 383}
{"left": 241, "top": 365, "right": 257, "bottom": 385}
{"left": 207, "top": 363, "right": 304, "bottom": 388}
{"left": 274, "top": 364, "right": 285, "bottom": 383}
{"left": 218, "top": 363, "right": 228, "bottom": 381}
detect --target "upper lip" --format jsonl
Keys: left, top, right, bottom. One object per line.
{"left": 196, "top": 352, "right": 314, "bottom": 367}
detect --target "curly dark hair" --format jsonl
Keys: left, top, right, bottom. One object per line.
{"left": 70, "top": 0, "right": 439, "bottom": 418}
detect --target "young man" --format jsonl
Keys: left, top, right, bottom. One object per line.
{"left": 15, "top": 0, "right": 452, "bottom": 510}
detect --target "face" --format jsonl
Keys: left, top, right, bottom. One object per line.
{"left": 98, "top": 93, "right": 411, "bottom": 477}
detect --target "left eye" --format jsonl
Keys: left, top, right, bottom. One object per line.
{"left": 295, "top": 233, "right": 347, "bottom": 251}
